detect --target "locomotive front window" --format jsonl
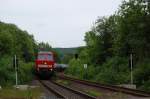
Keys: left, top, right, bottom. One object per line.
{"left": 38, "top": 54, "right": 53, "bottom": 60}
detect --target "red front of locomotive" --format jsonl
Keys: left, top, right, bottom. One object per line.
{"left": 35, "top": 52, "right": 55, "bottom": 73}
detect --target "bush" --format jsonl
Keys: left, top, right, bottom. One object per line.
{"left": 65, "top": 59, "right": 97, "bottom": 80}
{"left": 65, "top": 56, "right": 150, "bottom": 92}
{"left": 65, "top": 56, "right": 130, "bottom": 84}
{"left": 139, "top": 80, "right": 150, "bottom": 92}
{"left": 18, "top": 62, "right": 34, "bottom": 84}
{"left": 134, "top": 59, "right": 150, "bottom": 92}
{"left": 95, "top": 56, "right": 130, "bottom": 84}
{"left": 65, "top": 59, "right": 83, "bottom": 78}
{"left": 0, "top": 56, "right": 15, "bottom": 86}
{"left": 0, "top": 56, "right": 34, "bottom": 86}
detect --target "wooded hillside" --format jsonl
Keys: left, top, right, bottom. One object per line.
{"left": 65, "top": 0, "right": 150, "bottom": 92}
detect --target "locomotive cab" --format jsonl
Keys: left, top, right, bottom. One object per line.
{"left": 35, "top": 51, "right": 55, "bottom": 76}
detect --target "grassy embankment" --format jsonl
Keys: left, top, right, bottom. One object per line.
{"left": 0, "top": 87, "right": 41, "bottom": 99}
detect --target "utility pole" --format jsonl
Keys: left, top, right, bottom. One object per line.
{"left": 14, "top": 55, "right": 18, "bottom": 86}
{"left": 84, "top": 64, "right": 88, "bottom": 79}
{"left": 130, "top": 53, "right": 133, "bottom": 84}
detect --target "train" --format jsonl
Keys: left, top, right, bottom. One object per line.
{"left": 54, "top": 63, "right": 68, "bottom": 72}
{"left": 35, "top": 51, "right": 55, "bottom": 78}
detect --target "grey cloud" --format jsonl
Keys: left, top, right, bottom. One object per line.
{"left": 0, "top": 0, "right": 122, "bottom": 47}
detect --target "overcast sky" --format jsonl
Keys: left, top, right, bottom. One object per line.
{"left": 0, "top": 0, "right": 122, "bottom": 48}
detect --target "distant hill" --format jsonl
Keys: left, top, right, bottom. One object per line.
{"left": 53, "top": 46, "right": 85, "bottom": 63}
{"left": 53, "top": 47, "right": 78, "bottom": 55}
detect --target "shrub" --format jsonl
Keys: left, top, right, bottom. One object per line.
{"left": 139, "top": 80, "right": 150, "bottom": 92}
{"left": 134, "top": 59, "right": 150, "bottom": 92}
{"left": 0, "top": 55, "right": 34, "bottom": 86}
{"left": 0, "top": 56, "right": 15, "bottom": 86}
{"left": 65, "top": 59, "right": 83, "bottom": 78}
{"left": 95, "top": 56, "right": 129, "bottom": 84}
{"left": 18, "top": 62, "right": 34, "bottom": 84}
{"left": 65, "top": 59, "right": 97, "bottom": 80}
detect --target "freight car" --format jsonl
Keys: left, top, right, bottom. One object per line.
{"left": 54, "top": 63, "right": 68, "bottom": 72}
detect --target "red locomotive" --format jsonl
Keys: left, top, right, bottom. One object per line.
{"left": 35, "top": 51, "right": 55, "bottom": 77}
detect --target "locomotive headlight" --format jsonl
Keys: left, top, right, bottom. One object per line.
{"left": 44, "top": 62, "right": 47, "bottom": 65}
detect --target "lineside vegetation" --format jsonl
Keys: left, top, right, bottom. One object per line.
{"left": 65, "top": 0, "right": 150, "bottom": 92}
{"left": 0, "top": 22, "right": 53, "bottom": 86}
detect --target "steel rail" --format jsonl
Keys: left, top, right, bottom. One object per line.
{"left": 51, "top": 81, "right": 96, "bottom": 99}
{"left": 57, "top": 74, "right": 150, "bottom": 97}
{"left": 38, "top": 80, "right": 65, "bottom": 99}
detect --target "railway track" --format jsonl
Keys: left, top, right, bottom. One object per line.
{"left": 39, "top": 80, "right": 65, "bottom": 99}
{"left": 38, "top": 79, "right": 96, "bottom": 99}
{"left": 57, "top": 74, "right": 150, "bottom": 98}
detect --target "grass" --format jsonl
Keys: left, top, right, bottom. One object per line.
{"left": 56, "top": 80, "right": 71, "bottom": 86}
{"left": 56, "top": 79, "right": 102, "bottom": 97}
{"left": 111, "top": 92, "right": 128, "bottom": 99}
{"left": 85, "top": 90, "right": 102, "bottom": 97}
{"left": 0, "top": 87, "right": 41, "bottom": 99}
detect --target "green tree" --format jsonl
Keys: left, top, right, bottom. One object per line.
{"left": 0, "top": 32, "right": 13, "bottom": 56}
{"left": 115, "top": 0, "right": 150, "bottom": 60}
{"left": 0, "top": 21, "right": 38, "bottom": 85}
{"left": 38, "top": 42, "right": 52, "bottom": 51}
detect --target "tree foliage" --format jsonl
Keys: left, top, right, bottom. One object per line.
{"left": 0, "top": 21, "right": 55, "bottom": 85}
{"left": 0, "top": 22, "right": 36, "bottom": 62}
{"left": 38, "top": 42, "right": 52, "bottom": 51}
{"left": 66, "top": 0, "right": 150, "bottom": 92}
{"left": 0, "top": 22, "right": 38, "bottom": 85}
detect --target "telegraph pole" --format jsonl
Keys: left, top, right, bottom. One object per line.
{"left": 14, "top": 55, "right": 18, "bottom": 86}
{"left": 84, "top": 64, "right": 88, "bottom": 79}
{"left": 130, "top": 53, "right": 133, "bottom": 84}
